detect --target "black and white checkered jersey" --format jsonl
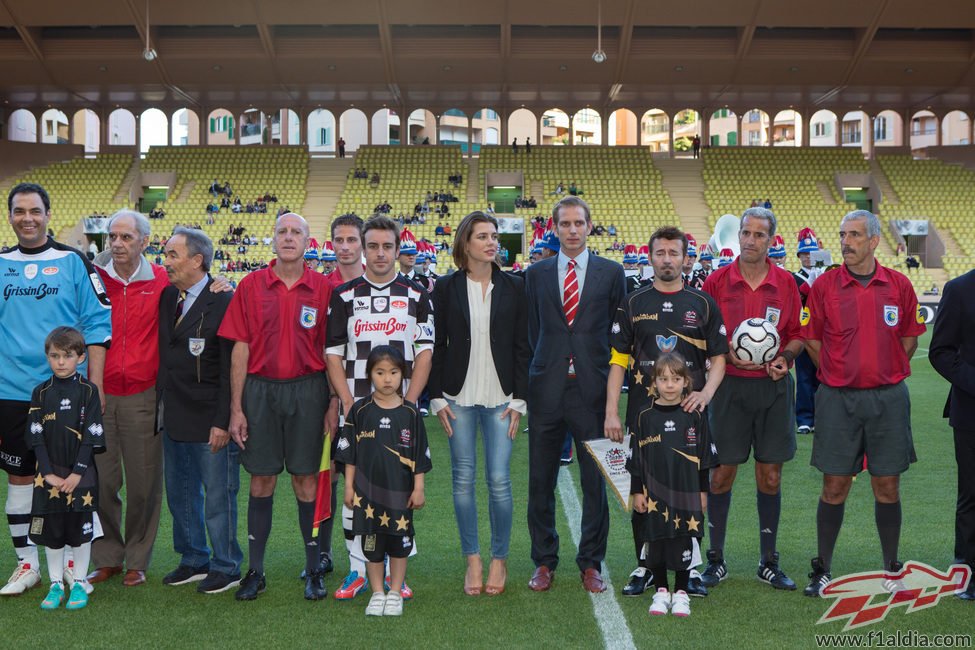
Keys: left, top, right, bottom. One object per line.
{"left": 325, "top": 273, "right": 434, "bottom": 400}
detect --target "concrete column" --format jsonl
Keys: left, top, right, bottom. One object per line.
{"left": 500, "top": 109, "right": 509, "bottom": 149}
{"left": 668, "top": 113, "right": 675, "bottom": 157}
{"left": 700, "top": 108, "right": 710, "bottom": 146}
{"left": 865, "top": 114, "right": 875, "bottom": 159}
{"left": 133, "top": 113, "right": 141, "bottom": 150}
{"left": 367, "top": 110, "right": 373, "bottom": 146}
{"left": 736, "top": 114, "right": 742, "bottom": 147}
{"left": 967, "top": 111, "right": 974, "bottom": 146}
{"left": 835, "top": 113, "right": 841, "bottom": 147}
{"left": 200, "top": 109, "right": 208, "bottom": 146}
{"left": 801, "top": 110, "right": 811, "bottom": 148}
{"left": 467, "top": 116, "right": 473, "bottom": 158}
{"left": 637, "top": 110, "right": 644, "bottom": 147}
{"left": 902, "top": 110, "right": 911, "bottom": 149}
{"left": 536, "top": 112, "right": 542, "bottom": 148}
{"left": 601, "top": 110, "right": 610, "bottom": 146}
{"left": 767, "top": 110, "right": 774, "bottom": 147}
{"left": 568, "top": 114, "right": 574, "bottom": 146}
{"left": 935, "top": 112, "right": 943, "bottom": 147}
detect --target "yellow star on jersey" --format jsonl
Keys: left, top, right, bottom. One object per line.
{"left": 48, "top": 485, "right": 60, "bottom": 500}
{"left": 646, "top": 497, "right": 658, "bottom": 513}
{"left": 395, "top": 515, "right": 409, "bottom": 531}
{"left": 378, "top": 511, "right": 390, "bottom": 528}
{"left": 673, "top": 515, "right": 682, "bottom": 530}
{"left": 687, "top": 515, "right": 700, "bottom": 533}
{"left": 65, "top": 492, "right": 74, "bottom": 506}
{"left": 353, "top": 493, "right": 362, "bottom": 507}
{"left": 662, "top": 507, "right": 669, "bottom": 522}
{"left": 34, "top": 474, "right": 44, "bottom": 488}
{"left": 365, "top": 504, "right": 375, "bottom": 519}
{"left": 633, "top": 370, "right": 644, "bottom": 385}
{"left": 81, "top": 492, "right": 93, "bottom": 507}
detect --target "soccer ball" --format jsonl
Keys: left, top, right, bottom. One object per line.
{"left": 731, "top": 318, "right": 780, "bottom": 364}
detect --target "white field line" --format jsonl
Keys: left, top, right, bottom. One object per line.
{"left": 558, "top": 467, "right": 637, "bottom": 650}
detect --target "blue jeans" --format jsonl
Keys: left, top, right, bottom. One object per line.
{"left": 163, "top": 435, "right": 243, "bottom": 575}
{"left": 446, "top": 399, "right": 514, "bottom": 559}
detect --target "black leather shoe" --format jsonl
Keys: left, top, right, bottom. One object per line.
{"left": 235, "top": 569, "right": 267, "bottom": 601}
{"left": 300, "top": 553, "right": 334, "bottom": 579}
{"left": 687, "top": 571, "right": 708, "bottom": 597}
{"left": 621, "top": 568, "right": 653, "bottom": 596}
{"left": 304, "top": 570, "right": 328, "bottom": 601}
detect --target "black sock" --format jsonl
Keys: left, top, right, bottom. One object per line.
{"left": 816, "top": 499, "right": 845, "bottom": 572}
{"left": 651, "top": 565, "right": 668, "bottom": 591}
{"left": 707, "top": 490, "right": 732, "bottom": 555}
{"left": 675, "top": 569, "right": 690, "bottom": 593}
{"left": 318, "top": 481, "right": 338, "bottom": 557}
{"left": 632, "top": 513, "right": 649, "bottom": 568}
{"left": 247, "top": 495, "right": 274, "bottom": 574}
{"left": 297, "top": 499, "right": 319, "bottom": 574}
{"left": 875, "top": 501, "right": 902, "bottom": 570}
{"left": 757, "top": 490, "right": 781, "bottom": 562}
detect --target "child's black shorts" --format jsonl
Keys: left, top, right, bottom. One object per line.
{"left": 362, "top": 532, "right": 413, "bottom": 563}
{"left": 28, "top": 511, "right": 94, "bottom": 549}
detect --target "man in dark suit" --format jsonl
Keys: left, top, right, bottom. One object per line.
{"left": 157, "top": 227, "right": 242, "bottom": 595}
{"left": 930, "top": 268, "right": 975, "bottom": 600}
{"left": 525, "top": 196, "right": 626, "bottom": 593}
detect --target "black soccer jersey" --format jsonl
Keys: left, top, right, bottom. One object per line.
{"left": 334, "top": 397, "right": 432, "bottom": 537}
{"left": 325, "top": 274, "right": 435, "bottom": 401}
{"left": 611, "top": 285, "right": 728, "bottom": 431}
{"left": 627, "top": 402, "right": 717, "bottom": 542}
{"left": 25, "top": 374, "right": 104, "bottom": 515}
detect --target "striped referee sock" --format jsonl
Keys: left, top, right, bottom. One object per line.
{"left": 6, "top": 483, "right": 38, "bottom": 569}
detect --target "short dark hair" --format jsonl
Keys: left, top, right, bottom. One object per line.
{"left": 552, "top": 195, "right": 591, "bottom": 226}
{"left": 331, "top": 213, "right": 364, "bottom": 240}
{"left": 740, "top": 207, "right": 777, "bottom": 237}
{"left": 8, "top": 183, "right": 51, "bottom": 214}
{"left": 452, "top": 211, "right": 500, "bottom": 271}
{"left": 45, "top": 326, "right": 85, "bottom": 356}
{"left": 362, "top": 215, "right": 400, "bottom": 249}
{"left": 649, "top": 226, "right": 688, "bottom": 257}
{"left": 366, "top": 345, "right": 408, "bottom": 396}
{"left": 171, "top": 226, "right": 214, "bottom": 272}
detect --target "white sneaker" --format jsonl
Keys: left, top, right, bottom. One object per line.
{"left": 384, "top": 591, "right": 403, "bottom": 616}
{"left": 649, "top": 587, "right": 671, "bottom": 615}
{"left": 671, "top": 590, "right": 691, "bottom": 616}
{"left": 0, "top": 562, "right": 41, "bottom": 596}
{"left": 365, "top": 592, "right": 386, "bottom": 616}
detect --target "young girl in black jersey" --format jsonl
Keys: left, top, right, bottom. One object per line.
{"left": 629, "top": 353, "right": 716, "bottom": 618}
{"left": 336, "top": 346, "right": 430, "bottom": 617}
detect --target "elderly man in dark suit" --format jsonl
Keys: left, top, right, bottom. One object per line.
{"left": 930, "top": 268, "right": 975, "bottom": 600}
{"left": 525, "top": 196, "right": 626, "bottom": 593}
{"left": 157, "top": 227, "right": 242, "bottom": 594}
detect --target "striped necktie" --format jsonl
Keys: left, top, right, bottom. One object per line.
{"left": 563, "top": 259, "right": 579, "bottom": 327}
{"left": 174, "top": 290, "right": 187, "bottom": 326}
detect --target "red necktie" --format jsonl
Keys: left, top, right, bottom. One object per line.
{"left": 563, "top": 259, "right": 579, "bottom": 327}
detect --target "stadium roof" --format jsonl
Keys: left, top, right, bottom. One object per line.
{"left": 2, "top": 0, "right": 975, "bottom": 115}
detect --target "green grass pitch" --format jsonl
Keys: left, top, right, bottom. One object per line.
{"left": 4, "top": 332, "right": 972, "bottom": 648}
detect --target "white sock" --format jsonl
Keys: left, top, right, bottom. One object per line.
{"left": 343, "top": 505, "right": 366, "bottom": 576}
{"left": 45, "top": 547, "right": 64, "bottom": 584}
{"left": 71, "top": 543, "right": 91, "bottom": 582}
{"left": 6, "top": 483, "right": 38, "bottom": 568}
{"left": 64, "top": 547, "right": 73, "bottom": 571}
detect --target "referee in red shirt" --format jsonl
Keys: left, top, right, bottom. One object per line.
{"left": 801, "top": 210, "right": 925, "bottom": 597}
{"left": 219, "top": 213, "right": 339, "bottom": 602}
{"left": 700, "top": 207, "right": 805, "bottom": 591}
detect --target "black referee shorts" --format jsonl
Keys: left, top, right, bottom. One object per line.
{"left": 0, "top": 399, "right": 34, "bottom": 477}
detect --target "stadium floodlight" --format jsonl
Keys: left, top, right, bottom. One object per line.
{"left": 592, "top": 1, "right": 606, "bottom": 63}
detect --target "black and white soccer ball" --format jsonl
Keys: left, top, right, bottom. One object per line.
{"left": 731, "top": 318, "right": 780, "bottom": 364}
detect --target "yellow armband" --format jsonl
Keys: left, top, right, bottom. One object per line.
{"left": 610, "top": 348, "right": 630, "bottom": 369}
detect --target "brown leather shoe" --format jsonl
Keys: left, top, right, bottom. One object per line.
{"left": 528, "top": 566, "right": 553, "bottom": 591}
{"left": 581, "top": 568, "right": 607, "bottom": 593}
{"left": 123, "top": 569, "right": 147, "bottom": 586}
{"left": 86, "top": 566, "right": 123, "bottom": 584}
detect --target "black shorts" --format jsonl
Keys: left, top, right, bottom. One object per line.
{"left": 0, "top": 399, "right": 34, "bottom": 477}
{"left": 362, "top": 532, "right": 413, "bottom": 563}
{"left": 709, "top": 373, "right": 796, "bottom": 465}
{"left": 28, "top": 511, "right": 94, "bottom": 549}
{"left": 643, "top": 536, "right": 695, "bottom": 572}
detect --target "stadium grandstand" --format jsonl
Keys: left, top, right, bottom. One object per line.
{"left": 2, "top": 1, "right": 975, "bottom": 288}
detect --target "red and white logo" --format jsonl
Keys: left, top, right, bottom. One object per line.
{"left": 391, "top": 299, "right": 407, "bottom": 310}
{"left": 353, "top": 317, "right": 407, "bottom": 337}
{"left": 817, "top": 561, "right": 970, "bottom": 631}
{"left": 42, "top": 266, "right": 59, "bottom": 276}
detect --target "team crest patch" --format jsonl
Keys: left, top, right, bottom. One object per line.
{"left": 916, "top": 305, "right": 925, "bottom": 325}
{"left": 30, "top": 517, "right": 44, "bottom": 535}
{"left": 188, "top": 337, "right": 205, "bottom": 356}
{"left": 656, "top": 334, "right": 677, "bottom": 352}
{"left": 765, "top": 307, "right": 781, "bottom": 326}
{"left": 400, "top": 429, "right": 411, "bottom": 446}
{"left": 299, "top": 305, "right": 317, "bottom": 328}
{"left": 800, "top": 307, "right": 810, "bottom": 327}
{"left": 24, "top": 263, "right": 37, "bottom": 280}
{"left": 364, "top": 534, "right": 376, "bottom": 552}
{"left": 883, "top": 305, "right": 899, "bottom": 327}
{"left": 372, "top": 296, "right": 388, "bottom": 312}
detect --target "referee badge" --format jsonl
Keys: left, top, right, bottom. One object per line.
{"left": 800, "top": 307, "right": 810, "bottom": 326}
{"left": 299, "top": 305, "right": 318, "bottom": 329}
{"left": 188, "top": 338, "right": 205, "bottom": 356}
{"left": 883, "top": 305, "right": 899, "bottom": 327}
{"left": 765, "top": 307, "right": 781, "bottom": 326}
{"left": 916, "top": 305, "right": 925, "bottom": 325}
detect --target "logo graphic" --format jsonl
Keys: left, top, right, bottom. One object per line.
{"left": 664, "top": 420, "right": 676, "bottom": 432}
{"left": 686, "top": 427, "right": 696, "bottom": 444}
{"left": 719, "top": 324, "right": 727, "bottom": 336}
{"left": 89, "top": 272, "right": 106, "bottom": 296}
{"left": 30, "top": 422, "right": 43, "bottom": 435}
{"left": 765, "top": 307, "right": 781, "bottom": 326}
{"left": 60, "top": 398, "right": 71, "bottom": 410}
{"left": 337, "top": 437, "right": 350, "bottom": 451}
{"left": 656, "top": 334, "right": 677, "bottom": 352}
{"left": 399, "top": 428, "right": 411, "bottom": 446}
{"left": 24, "top": 263, "right": 37, "bottom": 280}
{"left": 353, "top": 317, "right": 407, "bottom": 337}
{"left": 662, "top": 301, "right": 673, "bottom": 313}
{"left": 611, "top": 322, "right": 621, "bottom": 334}
{"left": 3, "top": 267, "right": 18, "bottom": 277}
{"left": 683, "top": 310, "right": 697, "bottom": 326}
{"left": 380, "top": 417, "right": 391, "bottom": 429}
{"left": 372, "top": 296, "right": 388, "bottom": 312}
{"left": 883, "top": 305, "right": 899, "bottom": 327}
{"left": 800, "top": 307, "right": 810, "bottom": 326}
{"left": 354, "top": 298, "right": 369, "bottom": 312}
{"left": 299, "top": 305, "right": 317, "bottom": 329}
{"left": 916, "top": 305, "right": 925, "bottom": 325}
{"left": 88, "top": 423, "right": 103, "bottom": 437}
{"left": 817, "top": 562, "right": 970, "bottom": 631}
{"left": 188, "top": 338, "right": 205, "bottom": 356}
{"left": 42, "top": 266, "right": 59, "bottom": 276}
{"left": 391, "top": 299, "right": 407, "bottom": 310}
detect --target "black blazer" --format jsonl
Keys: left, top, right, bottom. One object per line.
{"left": 157, "top": 277, "right": 234, "bottom": 443}
{"left": 525, "top": 254, "right": 626, "bottom": 414}
{"left": 429, "top": 267, "right": 530, "bottom": 402}
{"left": 930, "top": 269, "right": 975, "bottom": 428}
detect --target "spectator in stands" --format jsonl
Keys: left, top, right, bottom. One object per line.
{"left": 426, "top": 190, "right": 434, "bottom": 203}
{"left": 220, "top": 196, "right": 230, "bottom": 210}
{"left": 515, "top": 196, "right": 523, "bottom": 209}
{"left": 370, "top": 172, "right": 380, "bottom": 186}
{"left": 527, "top": 196, "right": 537, "bottom": 208}
{"left": 525, "top": 137, "right": 531, "bottom": 154}
{"left": 751, "top": 199, "right": 758, "bottom": 208}
{"left": 441, "top": 203, "right": 450, "bottom": 216}
{"left": 569, "top": 182, "right": 582, "bottom": 196}
{"left": 905, "top": 255, "right": 920, "bottom": 272}
{"left": 764, "top": 198, "right": 772, "bottom": 209}
{"left": 607, "top": 223, "right": 617, "bottom": 237}
{"left": 338, "top": 137, "right": 346, "bottom": 158}
{"left": 512, "top": 138, "right": 518, "bottom": 154}
{"left": 693, "top": 134, "right": 702, "bottom": 158}
{"left": 435, "top": 223, "right": 445, "bottom": 236}
{"left": 223, "top": 184, "right": 232, "bottom": 198}
{"left": 486, "top": 203, "right": 495, "bottom": 215}
{"left": 444, "top": 224, "right": 452, "bottom": 236}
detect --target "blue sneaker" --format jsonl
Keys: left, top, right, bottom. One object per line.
{"left": 40, "top": 582, "right": 65, "bottom": 609}
{"left": 66, "top": 582, "right": 89, "bottom": 609}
